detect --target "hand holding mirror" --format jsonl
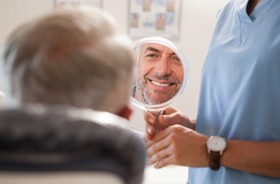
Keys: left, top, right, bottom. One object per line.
{"left": 131, "top": 37, "right": 188, "bottom": 132}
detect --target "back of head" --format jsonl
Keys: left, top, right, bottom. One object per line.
{"left": 2, "top": 7, "right": 135, "bottom": 114}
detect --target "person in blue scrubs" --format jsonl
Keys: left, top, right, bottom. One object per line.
{"left": 145, "top": 0, "right": 280, "bottom": 183}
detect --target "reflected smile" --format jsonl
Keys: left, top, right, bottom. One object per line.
{"left": 150, "top": 80, "right": 170, "bottom": 87}
{"left": 148, "top": 79, "right": 177, "bottom": 87}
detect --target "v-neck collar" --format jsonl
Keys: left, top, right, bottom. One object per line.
{"left": 231, "top": 0, "right": 272, "bottom": 45}
{"left": 237, "top": 0, "right": 270, "bottom": 23}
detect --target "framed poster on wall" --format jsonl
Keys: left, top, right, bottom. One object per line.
{"left": 54, "top": 0, "right": 102, "bottom": 9}
{"left": 128, "top": 0, "right": 182, "bottom": 39}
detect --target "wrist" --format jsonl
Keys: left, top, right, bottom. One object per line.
{"left": 206, "top": 136, "right": 227, "bottom": 170}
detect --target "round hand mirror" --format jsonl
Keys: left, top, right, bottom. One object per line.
{"left": 131, "top": 36, "right": 188, "bottom": 111}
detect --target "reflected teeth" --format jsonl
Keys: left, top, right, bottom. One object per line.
{"left": 151, "top": 80, "right": 170, "bottom": 87}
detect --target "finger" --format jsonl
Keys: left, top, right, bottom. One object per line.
{"left": 150, "top": 145, "right": 174, "bottom": 168}
{"left": 144, "top": 112, "right": 156, "bottom": 139}
{"left": 158, "top": 112, "right": 189, "bottom": 127}
{"left": 144, "top": 111, "right": 156, "bottom": 125}
{"left": 146, "top": 130, "right": 171, "bottom": 157}
{"left": 157, "top": 107, "right": 179, "bottom": 127}
{"left": 145, "top": 128, "right": 154, "bottom": 140}
{"left": 162, "top": 106, "right": 177, "bottom": 115}
{"left": 146, "top": 128, "right": 170, "bottom": 148}
{"left": 154, "top": 155, "right": 173, "bottom": 169}
{"left": 157, "top": 115, "right": 168, "bottom": 127}
{"left": 158, "top": 113, "right": 178, "bottom": 128}
{"left": 145, "top": 122, "right": 155, "bottom": 139}
{"left": 148, "top": 146, "right": 170, "bottom": 165}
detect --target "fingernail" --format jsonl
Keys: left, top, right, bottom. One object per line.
{"left": 147, "top": 127, "right": 152, "bottom": 134}
{"left": 155, "top": 162, "right": 161, "bottom": 169}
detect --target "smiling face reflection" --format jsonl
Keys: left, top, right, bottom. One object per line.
{"left": 134, "top": 43, "right": 183, "bottom": 105}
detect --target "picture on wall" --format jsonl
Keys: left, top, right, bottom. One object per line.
{"left": 128, "top": 0, "right": 182, "bottom": 39}
{"left": 54, "top": 0, "right": 102, "bottom": 9}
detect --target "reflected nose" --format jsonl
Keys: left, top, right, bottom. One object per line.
{"left": 156, "top": 57, "right": 172, "bottom": 76}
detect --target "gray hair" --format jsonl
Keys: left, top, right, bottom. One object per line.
{"left": 2, "top": 7, "right": 135, "bottom": 114}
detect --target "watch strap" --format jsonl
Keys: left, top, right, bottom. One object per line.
{"left": 209, "top": 150, "right": 221, "bottom": 170}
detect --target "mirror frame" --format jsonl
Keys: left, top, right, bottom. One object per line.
{"left": 131, "top": 36, "right": 188, "bottom": 110}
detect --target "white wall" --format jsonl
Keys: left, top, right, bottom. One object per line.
{"left": 0, "top": 0, "right": 226, "bottom": 130}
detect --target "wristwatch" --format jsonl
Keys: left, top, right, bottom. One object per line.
{"left": 206, "top": 136, "right": 227, "bottom": 170}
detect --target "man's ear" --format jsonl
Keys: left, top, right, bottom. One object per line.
{"left": 118, "top": 106, "right": 133, "bottom": 120}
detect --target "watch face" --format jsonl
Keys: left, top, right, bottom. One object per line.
{"left": 207, "top": 136, "right": 226, "bottom": 152}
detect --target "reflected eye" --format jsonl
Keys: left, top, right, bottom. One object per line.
{"left": 169, "top": 55, "right": 181, "bottom": 65}
{"left": 145, "top": 53, "right": 160, "bottom": 61}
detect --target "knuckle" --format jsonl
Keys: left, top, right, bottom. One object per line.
{"left": 170, "top": 124, "right": 182, "bottom": 133}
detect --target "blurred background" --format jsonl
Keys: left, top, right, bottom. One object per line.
{"left": 0, "top": 0, "right": 226, "bottom": 183}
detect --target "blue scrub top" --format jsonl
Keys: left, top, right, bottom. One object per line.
{"left": 189, "top": 0, "right": 280, "bottom": 183}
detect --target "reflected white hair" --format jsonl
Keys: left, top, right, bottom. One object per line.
{"left": 2, "top": 7, "right": 135, "bottom": 114}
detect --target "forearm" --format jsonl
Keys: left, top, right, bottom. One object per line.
{"left": 221, "top": 140, "right": 280, "bottom": 178}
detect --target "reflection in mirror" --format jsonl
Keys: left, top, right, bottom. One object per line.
{"left": 131, "top": 37, "right": 188, "bottom": 111}
{"left": 134, "top": 42, "right": 183, "bottom": 104}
